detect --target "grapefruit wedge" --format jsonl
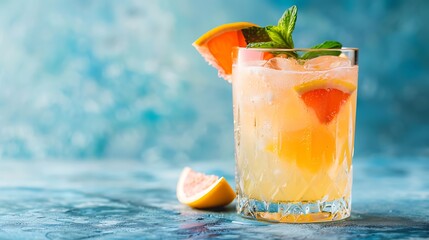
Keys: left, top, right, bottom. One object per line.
{"left": 295, "top": 80, "right": 356, "bottom": 124}
{"left": 193, "top": 22, "right": 260, "bottom": 81}
{"left": 176, "top": 167, "right": 236, "bottom": 209}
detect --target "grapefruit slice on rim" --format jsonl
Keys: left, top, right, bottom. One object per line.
{"left": 176, "top": 167, "right": 236, "bottom": 209}
{"left": 193, "top": 22, "right": 259, "bottom": 81}
{"left": 295, "top": 80, "right": 356, "bottom": 124}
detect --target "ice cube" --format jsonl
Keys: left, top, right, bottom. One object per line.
{"left": 303, "top": 56, "right": 351, "bottom": 71}
{"left": 264, "top": 57, "right": 304, "bottom": 71}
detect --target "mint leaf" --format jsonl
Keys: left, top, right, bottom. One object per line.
{"left": 266, "top": 26, "right": 291, "bottom": 48}
{"left": 264, "top": 5, "right": 297, "bottom": 49}
{"left": 300, "top": 41, "right": 343, "bottom": 59}
{"left": 247, "top": 42, "right": 281, "bottom": 48}
{"left": 241, "top": 26, "right": 271, "bottom": 43}
{"left": 247, "top": 42, "right": 298, "bottom": 58}
{"left": 277, "top": 5, "right": 297, "bottom": 48}
{"left": 309, "top": 41, "right": 342, "bottom": 49}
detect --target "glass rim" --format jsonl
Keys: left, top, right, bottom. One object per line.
{"left": 235, "top": 47, "right": 358, "bottom": 52}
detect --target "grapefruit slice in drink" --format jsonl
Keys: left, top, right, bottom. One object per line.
{"left": 295, "top": 80, "right": 356, "bottom": 124}
{"left": 176, "top": 167, "right": 236, "bottom": 209}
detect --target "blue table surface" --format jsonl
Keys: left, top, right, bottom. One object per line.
{"left": 0, "top": 157, "right": 428, "bottom": 240}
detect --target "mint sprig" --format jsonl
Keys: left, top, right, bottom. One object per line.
{"left": 246, "top": 5, "right": 342, "bottom": 59}
{"left": 247, "top": 6, "right": 298, "bottom": 58}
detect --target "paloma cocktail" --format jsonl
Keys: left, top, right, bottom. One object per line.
{"left": 233, "top": 49, "right": 358, "bottom": 222}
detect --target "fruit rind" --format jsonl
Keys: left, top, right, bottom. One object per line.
{"left": 294, "top": 79, "right": 356, "bottom": 94}
{"left": 193, "top": 22, "right": 257, "bottom": 46}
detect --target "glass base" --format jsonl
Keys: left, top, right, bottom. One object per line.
{"left": 237, "top": 195, "right": 351, "bottom": 223}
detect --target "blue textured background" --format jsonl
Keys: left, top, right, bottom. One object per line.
{"left": 0, "top": 0, "right": 428, "bottom": 160}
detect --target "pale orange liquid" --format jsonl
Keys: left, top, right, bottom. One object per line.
{"left": 233, "top": 64, "right": 358, "bottom": 202}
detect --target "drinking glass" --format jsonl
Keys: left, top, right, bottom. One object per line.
{"left": 232, "top": 48, "right": 358, "bottom": 223}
